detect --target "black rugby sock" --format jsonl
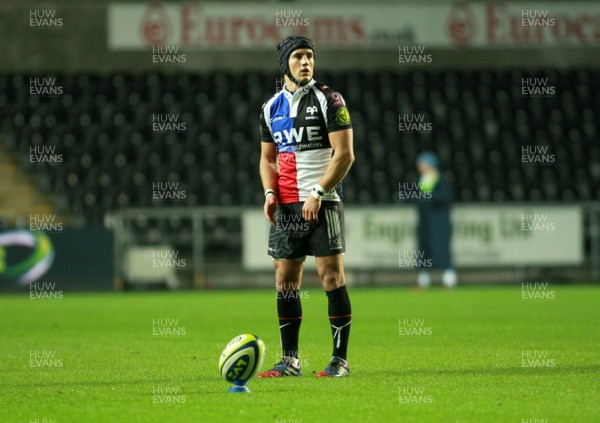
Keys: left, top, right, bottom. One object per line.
{"left": 326, "top": 285, "right": 352, "bottom": 360}
{"left": 277, "top": 290, "right": 302, "bottom": 359}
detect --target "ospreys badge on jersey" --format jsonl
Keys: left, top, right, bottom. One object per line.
{"left": 335, "top": 107, "right": 351, "bottom": 126}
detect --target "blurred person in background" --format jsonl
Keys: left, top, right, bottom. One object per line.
{"left": 415, "top": 152, "right": 456, "bottom": 289}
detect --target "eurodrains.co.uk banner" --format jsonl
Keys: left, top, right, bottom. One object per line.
{"left": 109, "top": 2, "right": 600, "bottom": 50}
{"left": 0, "top": 228, "right": 114, "bottom": 292}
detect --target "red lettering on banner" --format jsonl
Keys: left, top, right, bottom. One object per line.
{"left": 261, "top": 21, "right": 280, "bottom": 43}
{"left": 181, "top": 4, "right": 197, "bottom": 45}
{"left": 206, "top": 18, "right": 226, "bottom": 44}
{"left": 350, "top": 19, "right": 365, "bottom": 41}
{"left": 312, "top": 17, "right": 364, "bottom": 45}
{"left": 484, "top": 4, "right": 600, "bottom": 46}
{"left": 175, "top": 5, "right": 365, "bottom": 47}
{"left": 485, "top": 3, "right": 503, "bottom": 45}
{"left": 230, "top": 18, "right": 243, "bottom": 44}
{"left": 567, "top": 16, "right": 587, "bottom": 42}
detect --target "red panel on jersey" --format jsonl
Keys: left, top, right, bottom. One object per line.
{"left": 277, "top": 152, "right": 299, "bottom": 203}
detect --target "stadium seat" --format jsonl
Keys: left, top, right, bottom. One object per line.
{"left": 1, "top": 69, "right": 598, "bottom": 224}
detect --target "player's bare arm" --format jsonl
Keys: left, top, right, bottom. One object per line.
{"left": 260, "top": 141, "right": 279, "bottom": 225}
{"left": 302, "top": 128, "right": 354, "bottom": 224}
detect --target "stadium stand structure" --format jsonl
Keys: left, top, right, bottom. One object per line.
{"left": 1, "top": 68, "right": 599, "bottom": 230}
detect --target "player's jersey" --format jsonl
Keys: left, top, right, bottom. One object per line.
{"left": 259, "top": 79, "right": 352, "bottom": 204}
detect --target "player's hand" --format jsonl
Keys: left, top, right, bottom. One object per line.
{"left": 264, "top": 194, "right": 278, "bottom": 226}
{"left": 302, "top": 196, "right": 321, "bottom": 224}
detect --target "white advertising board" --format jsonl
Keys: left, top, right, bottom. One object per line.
{"left": 242, "top": 205, "right": 583, "bottom": 269}
{"left": 109, "top": 2, "right": 600, "bottom": 50}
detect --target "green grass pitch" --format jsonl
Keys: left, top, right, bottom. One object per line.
{"left": 1, "top": 285, "right": 599, "bottom": 422}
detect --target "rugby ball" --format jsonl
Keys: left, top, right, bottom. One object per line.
{"left": 219, "top": 334, "right": 266, "bottom": 383}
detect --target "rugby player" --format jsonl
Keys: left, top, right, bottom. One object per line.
{"left": 257, "top": 35, "right": 354, "bottom": 378}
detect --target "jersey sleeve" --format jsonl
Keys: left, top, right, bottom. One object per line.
{"left": 259, "top": 103, "right": 274, "bottom": 142}
{"left": 324, "top": 90, "right": 353, "bottom": 133}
